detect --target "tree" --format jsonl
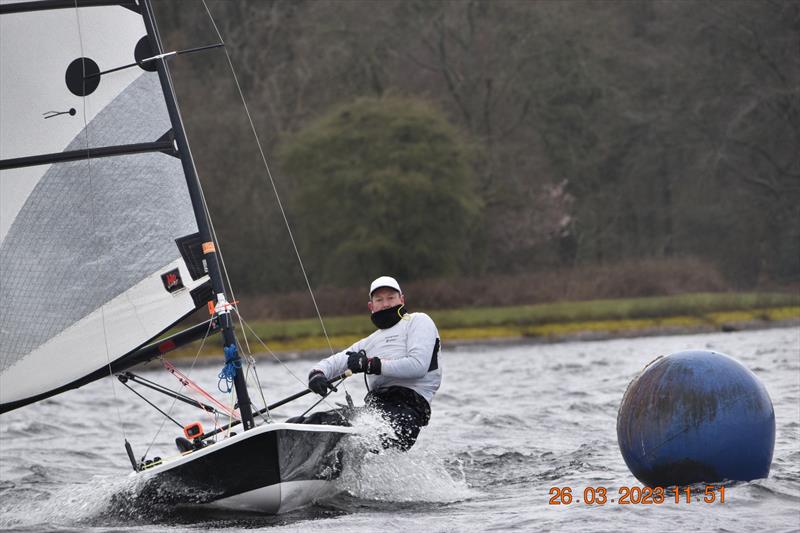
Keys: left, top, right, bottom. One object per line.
{"left": 152, "top": 0, "right": 798, "bottom": 294}
{"left": 389, "top": 0, "right": 574, "bottom": 270}
{"left": 278, "top": 96, "right": 482, "bottom": 286}
{"left": 695, "top": 0, "right": 800, "bottom": 284}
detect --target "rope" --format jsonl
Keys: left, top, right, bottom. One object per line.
{"left": 118, "top": 379, "right": 183, "bottom": 429}
{"left": 225, "top": 385, "right": 236, "bottom": 439}
{"left": 235, "top": 309, "right": 346, "bottom": 412}
{"left": 199, "top": 188, "right": 251, "bottom": 355}
{"left": 143, "top": 0, "right": 243, "bottom": 356}
{"left": 218, "top": 344, "right": 241, "bottom": 393}
{"left": 72, "top": 1, "right": 128, "bottom": 443}
{"left": 138, "top": 5, "right": 257, "bottom": 448}
{"left": 139, "top": 447, "right": 201, "bottom": 470}
{"left": 235, "top": 310, "right": 306, "bottom": 389}
{"left": 140, "top": 319, "right": 214, "bottom": 460}
{"left": 154, "top": 3, "right": 252, "bottom": 359}
{"left": 246, "top": 355, "right": 273, "bottom": 423}
{"left": 200, "top": 0, "right": 335, "bottom": 356}
{"left": 124, "top": 4, "right": 345, "bottom": 446}
{"left": 162, "top": 360, "right": 238, "bottom": 419}
{"left": 299, "top": 394, "right": 329, "bottom": 420}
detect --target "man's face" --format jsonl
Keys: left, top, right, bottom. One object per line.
{"left": 368, "top": 287, "right": 404, "bottom": 313}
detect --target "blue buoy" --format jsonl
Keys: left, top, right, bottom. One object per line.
{"left": 617, "top": 350, "right": 775, "bottom": 487}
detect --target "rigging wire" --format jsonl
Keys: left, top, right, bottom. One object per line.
{"left": 235, "top": 309, "right": 307, "bottom": 389}
{"left": 200, "top": 0, "right": 336, "bottom": 356}
{"left": 245, "top": 354, "right": 273, "bottom": 423}
{"left": 145, "top": 4, "right": 264, "bottom": 424}
{"left": 141, "top": 2, "right": 347, "bottom": 430}
{"left": 140, "top": 319, "right": 214, "bottom": 460}
{"left": 72, "top": 0, "right": 128, "bottom": 443}
{"left": 164, "top": 360, "right": 239, "bottom": 418}
{"left": 143, "top": 2, "right": 268, "bottom": 432}
{"left": 118, "top": 379, "right": 184, "bottom": 429}
{"left": 145, "top": 0, "right": 253, "bottom": 357}
{"left": 235, "top": 309, "right": 346, "bottom": 413}
{"left": 201, "top": 199, "right": 252, "bottom": 355}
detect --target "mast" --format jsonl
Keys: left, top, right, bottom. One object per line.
{"left": 139, "top": 0, "right": 255, "bottom": 430}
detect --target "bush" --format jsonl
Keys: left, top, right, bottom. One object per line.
{"left": 278, "top": 96, "right": 482, "bottom": 286}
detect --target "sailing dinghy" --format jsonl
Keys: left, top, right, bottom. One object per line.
{"left": 0, "top": 0, "right": 355, "bottom": 513}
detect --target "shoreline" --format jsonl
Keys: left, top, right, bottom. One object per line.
{"left": 170, "top": 315, "right": 799, "bottom": 365}
{"left": 444, "top": 317, "right": 800, "bottom": 350}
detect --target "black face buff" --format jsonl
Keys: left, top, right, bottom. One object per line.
{"left": 371, "top": 304, "right": 407, "bottom": 329}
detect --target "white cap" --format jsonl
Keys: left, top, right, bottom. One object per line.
{"left": 369, "top": 276, "right": 402, "bottom": 296}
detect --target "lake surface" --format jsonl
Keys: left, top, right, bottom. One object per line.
{"left": 1, "top": 327, "right": 798, "bottom": 532}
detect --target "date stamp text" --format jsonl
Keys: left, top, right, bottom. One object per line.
{"left": 548, "top": 485, "right": 727, "bottom": 505}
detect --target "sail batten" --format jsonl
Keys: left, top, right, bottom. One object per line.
{"left": 0, "top": 0, "right": 140, "bottom": 16}
{"left": 0, "top": 138, "right": 177, "bottom": 170}
{"left": 0, "top": 0, "right": 211, "bottom": 412}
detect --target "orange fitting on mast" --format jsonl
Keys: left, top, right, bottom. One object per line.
{"left": 202, "top": 241, "right": 216, "bottom": 254}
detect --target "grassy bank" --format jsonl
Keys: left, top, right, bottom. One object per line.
{"left": 169, "top": 292, "right": 799, "bottom": 358}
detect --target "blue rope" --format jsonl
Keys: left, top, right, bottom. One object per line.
{"left": 218, "top": 344, "right": 241, "bottom": 393}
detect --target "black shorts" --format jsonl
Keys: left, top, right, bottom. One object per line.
{"left": 298, "top": 386, "right": 431, "bottom": 451}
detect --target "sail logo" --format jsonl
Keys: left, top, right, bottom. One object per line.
{"left": 161, "top": 269, "right": 185, "bottom": 293}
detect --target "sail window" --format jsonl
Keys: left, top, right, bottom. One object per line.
{"left": 65, "top": 57, "right": 100, "bottom": 96}
{"left": 134, "top": 36, "right": 157, "bottom": 72}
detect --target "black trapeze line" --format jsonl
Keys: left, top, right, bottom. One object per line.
{"left": 118, "top": 376, "right": 184, "bottom": 429}
{"left": 86, "top": 43, "right": 225, "bottom": 80}
{"left": 0, "top": 0, "right": 139, "bottom": 15}
{"left": 118, "top": 371, "right": 221, "bottom": 416}
{"left": 0, "top": 140, "right": 176, "bottom": 170}
{"left": 199, "top": 374, "right": 351, "bottom": 442}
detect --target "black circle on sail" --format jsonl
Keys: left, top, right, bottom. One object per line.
{"left": 135, "top": 37, "right": 158, "bottom": 72}
{"left": 65, "top": 57, "right": 101, "bottom": 96}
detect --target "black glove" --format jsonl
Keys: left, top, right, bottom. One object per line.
{"left": 346, "top": 350, "right": 382, "bottom": 375}
{"left": 308, "top": 370, "right": 337, "bottom": 397}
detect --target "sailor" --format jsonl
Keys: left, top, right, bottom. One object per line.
{"left": 306, "top": 276, "right": 442, "bottom": 451}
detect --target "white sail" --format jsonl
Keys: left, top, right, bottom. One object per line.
{"left": 0, "top": 1, "right": 210, "bottom": 411}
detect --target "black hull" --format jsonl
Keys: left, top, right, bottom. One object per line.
{"left": 133, "top": 423, "right": 353, "bottom": 513}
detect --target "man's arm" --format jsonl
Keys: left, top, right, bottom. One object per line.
{"left": 312, "top": 339, "right": 363, "bottom": 379}
{"left": 380, "top": 314, "right": 438, "bottom": 379}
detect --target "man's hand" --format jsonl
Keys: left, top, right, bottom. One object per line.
{"left": 346, "top": 350, "right": 382, "bottom": 375}
{"left": 308, "top": 370, "right": 337, "bottom": 397}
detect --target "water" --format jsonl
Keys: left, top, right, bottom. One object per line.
{"left": 1, "top": 327, "right": 798, "bottom": 532}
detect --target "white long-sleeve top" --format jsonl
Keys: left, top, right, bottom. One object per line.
{"left": 312, "top": 312, "right": 442, "bottom": 404}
